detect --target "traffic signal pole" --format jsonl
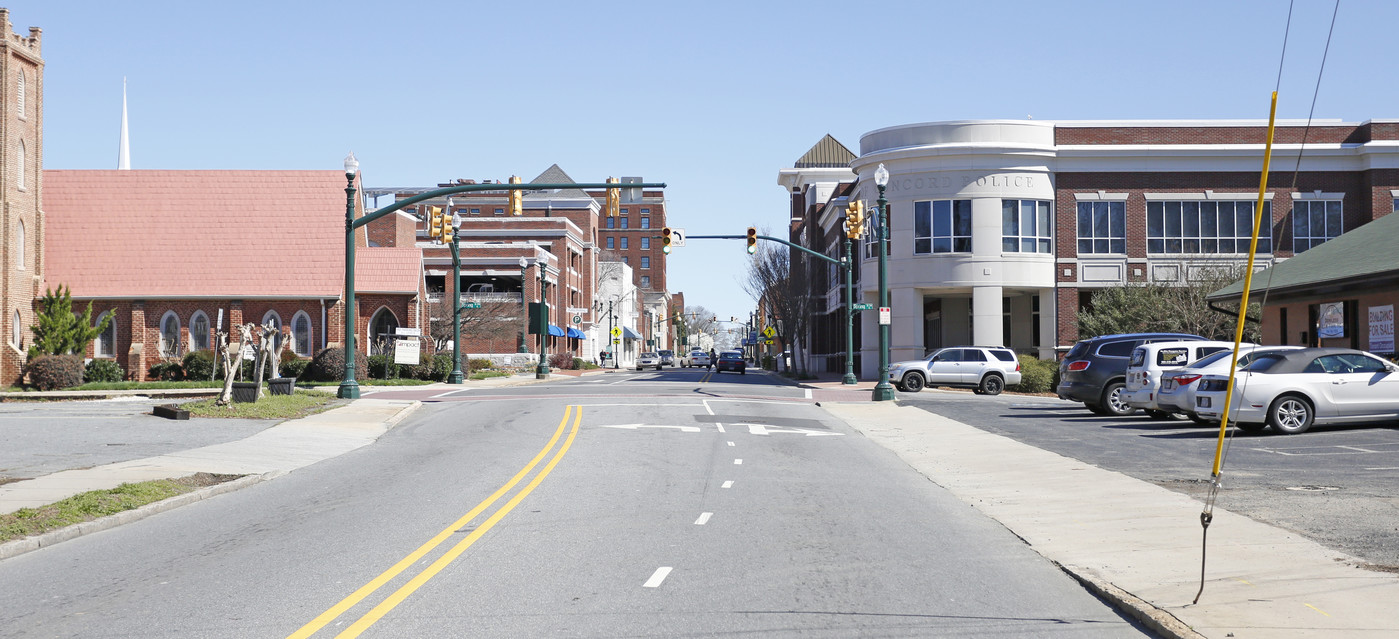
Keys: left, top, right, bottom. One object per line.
{"left": 338, "top": 180, "right": 666, "bottom": 399}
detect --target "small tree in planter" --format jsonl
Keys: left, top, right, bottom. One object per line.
{"left": 214, "top": 329, "right": 240, "bottom": 406}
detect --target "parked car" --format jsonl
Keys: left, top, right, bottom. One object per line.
{"left": 715, "top": 350, "right": 746, "bottom": 374}
{"left": 1157, "top": 345, "right": 1302, "bottom": 423}
{"left": 1057, "top": 332, "right": 1206, "bottom": 416}
{"left": 658, "top": 350, "right": 676, "bottom": 367}
{"left": 888, "top": 346, "right": 1022, "bottom": 395}
{"left": 689, "top": 350, "right": 711, "bottom": 368}
{"left": 1121, "top": 341, "right": 1235, "bottom": 419}
{"left": 635, "top": 352, "right": 662, "bottom": 371}
{"left": 1194, "top": 347, "right": 1399, "bottom": 434}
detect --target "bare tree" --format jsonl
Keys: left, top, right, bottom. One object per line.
{"left": 740, "top": 233, "right": 815, "bottom": 375}
{"left": 214, "top": 329, "right": 238, "bottom": 406}
{"left": 1078, "top": 265, "right": 1261, "bottom": 342}
{"left": 429, "top": 297, "right": 523, "bottom": 356}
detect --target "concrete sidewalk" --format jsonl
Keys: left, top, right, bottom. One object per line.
{"left": 825, "top": 401, "right": 1399, "bottom": 639}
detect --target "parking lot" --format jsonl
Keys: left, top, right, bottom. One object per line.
{"left": 896, "top": 387, "right": 1399, "bottom": 570}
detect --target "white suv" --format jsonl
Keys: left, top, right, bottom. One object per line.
{"left": 889, "top": 346, "right": 1023, "bottom": 395}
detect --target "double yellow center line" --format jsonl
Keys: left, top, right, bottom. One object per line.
{"left": 288, "top": 405, "right": 582, "bottom": 638}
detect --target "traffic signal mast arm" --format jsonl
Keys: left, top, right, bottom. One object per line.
{"left": 685, "top": 233, "right": 849, "bottom": 267}
{"left": 350, "top": 182, "right": 668, "bottom": 231}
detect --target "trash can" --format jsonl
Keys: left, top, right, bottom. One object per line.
{"left": 231, "top": 382, "right": 259, "bottom": 403}
{"left": 268, "top": 377, "right": 296, "bottom": 396}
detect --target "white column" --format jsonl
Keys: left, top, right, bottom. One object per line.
{"left": 891, "top": 286, "right": 923, "bottom": 363}
{"left": 972, "top": 285, "right": 1004, "bottom": 347}
{"left": 1038, "top": 289, "right": 1057, "bottom": 359}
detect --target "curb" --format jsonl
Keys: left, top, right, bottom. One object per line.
{"left": 1055, "top": 563, "right": 1203, "bottom": 639}
{"left": 0, "top": 472, "right": 281, "bottom": 562}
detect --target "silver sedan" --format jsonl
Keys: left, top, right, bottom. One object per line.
{"left": 1194, "top": 347, "right": 1399, "bottom": 434}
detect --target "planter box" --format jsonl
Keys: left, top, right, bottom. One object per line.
{"left": 231, "top": 382, "right": 259, "bottom": 403}
{"left": 268, "top": 377, "right": 296, "bottom": 396}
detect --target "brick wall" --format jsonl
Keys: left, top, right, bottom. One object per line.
{"left": 2, "top": 16, "right": 42, "bottom": 384}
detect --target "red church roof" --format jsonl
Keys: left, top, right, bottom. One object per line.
{"left": 43, "top": 170, "right": 419, "bottom": 298}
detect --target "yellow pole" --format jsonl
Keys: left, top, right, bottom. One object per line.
{"left": 1211, "top": 91, "right": 1279, "bottom": 477}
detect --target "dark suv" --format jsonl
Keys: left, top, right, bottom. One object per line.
{"left": 1057, "top": 333, "right": 1205, "bottom": 416}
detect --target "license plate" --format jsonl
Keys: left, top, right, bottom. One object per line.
{"left": 1197, "top": 397, "right": 1211, "bottom": 408}
{"left": 1162, "top": 379, "right": 1175, "bottom": 390}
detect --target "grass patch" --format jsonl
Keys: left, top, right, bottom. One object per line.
{"left": 0, "top": 474, "right": 241, "bottom": 543}
{"left": 471, "top": 370, "right": 511, "bottom": 380}
{"left": 70, "top": 380, "right": 225, "bottom": 391}
{"left": 297, "top": 378, "right": 433, "bottom": 387}
{"left": 181, "top": 390, "right": 342, "bottom": 419}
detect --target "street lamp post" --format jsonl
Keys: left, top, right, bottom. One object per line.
{"left": 518, "top": 258, "right": 529, "bottom": 354}
{"left": 536, "top": 266, "right": 550, "bottom": 379}
{"left": 447, "top": 206, "right": 465, "bottom": 384}
{"left": 338, "top": 152, "right": 361, "bottom": 399}
{"left": 872, "top": 163, "right": 896, "bottom": 401}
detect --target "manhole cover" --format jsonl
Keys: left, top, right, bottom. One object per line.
{"left": 1285, "top": 485, "right": 1341, "bottom": 492}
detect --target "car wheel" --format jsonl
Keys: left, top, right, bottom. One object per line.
{"left": 1085, "top": 402, "right": 1109, "bottom": 416}
{"left": 1267, "top": 395, "right": 1314, "bottom": 435}
{"left": 1233, "top": 421, "right": 1267, "bottom": 433}
{"left": 979, "top": 374, "right": 1004, "bottom": 396}
{"left": 740, "top": 369, "right": 745, "bottom": 375}
{"left": 1145, "top": 409, "right": 1175, "bottom": 421}
{"left": 1187, "top": 412, "right": 1215, "bottom": 426}
{"left": 902, "top": 373, "right": 925, "bottom": 393}
{"left": 1100, "top": 382, "right": 1137, "bottom": 416}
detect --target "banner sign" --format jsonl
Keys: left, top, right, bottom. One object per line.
{"left": 1318, "top": 302, "right": 1345, "bottom": 339}
{"left": 1369, "top": 304, "right": 1395, "bottom": 353}
{"left": 394, "top": 338, "right": 421, "bottom": 365}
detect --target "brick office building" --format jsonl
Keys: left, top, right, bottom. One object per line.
{"left": 782, "top": 119, "right": 1399, "bottom": 378}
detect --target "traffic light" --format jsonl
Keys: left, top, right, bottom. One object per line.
{"left": 846, "top": 200, "right": 865, "bottom": 239}
{"left": 661, "top": 227, "right": 673, "bottom": 254}
{"left": 605, "top": 177, "right": 620, "bottom": 217}
{"left": 746, "top": 227, "right": 757, "bottom": 254}
{"left": 428, "top": 206, "right": 444, "bottom": 241}
{"left": 508, "top": 175, "right": 523, "bottom": 216}
{"left": 442, "top": 212, "right": 457, "bottom": 243}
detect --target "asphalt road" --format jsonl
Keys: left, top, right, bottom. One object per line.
{"left": 894, "top": 386, "right": 1399, "bottom": 570}
{"left": 0, "top": 369, "right": 1149, "bottom": 638}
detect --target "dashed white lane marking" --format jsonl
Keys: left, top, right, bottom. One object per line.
{"left": 727, "top": 441, "right": 734, "bottom": 446}
{"left": 804, "top": 389, "right": 812, "bottom": 399}
{"left": 694, "top": 512, "right": 712, "bottom": 525}
{"left": 716, "top": 424, "right": 725, "bottom": 433}
{"left": 734, "top": 459, "right": 743, "bottom": 465}
{"left": 429, "top": 390, "right": 469, "bottom": 399}
{"left": 643, "top": 567, "right": 672, "bottom": 588}
{"left": 721, "top": 481, "right": 733, "bottom": 488}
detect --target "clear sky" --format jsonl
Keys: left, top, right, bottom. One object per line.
{"left": 23, "top": 0, "right": 1396, "bottom": 326}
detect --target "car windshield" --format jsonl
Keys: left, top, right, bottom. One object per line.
{"left": 641, "top": 352, "right": 658, "bottom": 358}
{"left": 1242, "top": 353, "right": 1287, "bottom": 372}
{"left": 720, "top": 352, "right": 741, "bottom": 359}
{"left": 1188, "top": 350, "right": 1234, "bottom": 369}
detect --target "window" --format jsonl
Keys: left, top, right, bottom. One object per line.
{"left": 15, "top": 220, "right": 23, "bottom": 270}
{"left": 621, "top": 237, "right": 629, "bottom": 250}
{"left": 369, "top": 309, "right": 399, "bottom": 355}
{"left": 640, "top": 217, "right": 651, "bottom": 229}
{"left": 95, "top": 312, "right": 116, "bottom": 357}
{"left": 10, "top": 310, "right": 19, "bottom": 348}
{"left": 159, "top": 311, "right": 182, "bottom": 357}
{"left": 494, "top": 208, "right": 504, "bottom": 215}
{"left": 1002, "top": 200, "right": 1053, "bottom": 253}
{"left": 470, "top": 208, "right": 480, "bottom": 215}
{"left": 16, "top": 70, "right": 23, "bottom": 119}
{"left": 262, "top": 311, "right": 283, "bottom": 351}
{"left": 913, "top": 200, "right": 972, "bottom": 253}
{"left": 16, "top": 140, "right": 23, "bottom": 189}
{"left": 606, "top": 237, "right": 615, "bottom": 250}
{"left": 641, "top": 256, "right": 650, "bottom": 269}
{"left": 1031, "top": 295, "right": 1041, "bottom": 347}
{"left": 607, "top": 217, "right": 615, "bottom": 229}
{"left": 190, "top": 311, "right": 210, "bottom": 351}
{"left": 622, "top": 256, "right": 629, "bottom": 265}
{"left": 620, "top": 208, "right": 628, "bottom": 215}
{"left": 641, "top": 237, "right": 650, "bottom": 250}
{"left": 641, "top": 275, "right": 651, "bottom": 288}
{"left": 1148, "top": 200, "right": 1272, "bottom": 254}
{"left": 1076, "top": 201, "right": 1125, "bottom": 254}
{"left": 620, "top": 217, "right": 629, "bottom": 229}
{"left": 292, "top": 312, "right": 313, "bottom": 357}
{"left": 1292, "top": 200, "right": 1342, "bottom": 253}
{"left": 640, "top": 208, "right": 650, "bottom": 214}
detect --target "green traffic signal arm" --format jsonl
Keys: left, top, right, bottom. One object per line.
{"left": 686, "top": 234, "right": 849, "bottom": 267}
{"left": 352, "top": 182, "right": 668, "bottom": 230}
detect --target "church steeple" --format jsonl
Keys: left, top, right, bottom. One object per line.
{"left": 117, "top": 78, "right": 130, "bottom": 170}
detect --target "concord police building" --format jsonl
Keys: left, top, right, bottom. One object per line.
{"left": 781, "top": 119, "right": 1399, "bottom": 378}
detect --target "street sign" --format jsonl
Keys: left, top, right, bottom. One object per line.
{"left": 572, "top": 314, "right": 582, "bottom": 324}
{"left": 395, "top": 327, "right": 422, "bottom": 337}
{"left": 763, "top": 338, "right": 774, "bottom": 345}
{"left": 394, "top": 338, "right": 421, "bottom": 365}
{"left": 462, "top": 301, "right": 482, "bottom": 309}
{"left": 611, "top": 326, "right": 622, "bottom": 337}
{"left": 853, "top": 303, "right": 874, "bottom": 311}
{"left": 879, "top": 307, "right": 891, "bottom": 325}
{"left": 670, "top": 227, "right": 686, "bottom": 247}
{"left": 762, "top": 326, "right": 776, "bottom": 338}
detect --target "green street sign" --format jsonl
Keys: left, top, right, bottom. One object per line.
{"left": 463, "top": 302, "right": 482, "bottom": 309}
{"left": 853, "top": 303, "right": 874, "bottom": 311}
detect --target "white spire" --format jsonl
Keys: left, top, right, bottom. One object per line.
{"left": 118, "top": 78, "right": 130, "bottom": 170}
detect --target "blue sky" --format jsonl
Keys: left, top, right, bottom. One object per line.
{"left": 24, "top": 0, "right": 1395, "bottom": 325}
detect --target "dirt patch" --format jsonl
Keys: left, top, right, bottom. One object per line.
{"left": 174, "top": 472, "right": 244, "bottom": 488}
{"left": 0, "top": 476, "right": 28, "bottom": 487}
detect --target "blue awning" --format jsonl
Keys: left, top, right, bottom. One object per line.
{"left": 547, "top": 324, "right": 565, "bottom": 337}
{"left": 621, "top": 326, "right": 642, "bottom": 340}
{"left": 566, "top": 327, "right": 585, "bottom": 339}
